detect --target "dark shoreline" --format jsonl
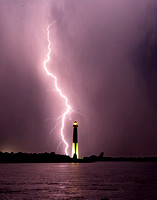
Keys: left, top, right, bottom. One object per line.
{"left": 0, "top": 152, "right": 157, "bottom": 163}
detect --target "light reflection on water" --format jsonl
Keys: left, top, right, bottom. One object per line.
{"left": 0, "top": 162, "right": 157, "bottom": 199}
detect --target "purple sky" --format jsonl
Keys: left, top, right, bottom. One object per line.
{"left": 0, "top": 0, "right": 157, "bottom": 156}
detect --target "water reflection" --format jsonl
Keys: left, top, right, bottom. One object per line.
{"left": 0, "top": 162, "right": 157, "bottom": 199}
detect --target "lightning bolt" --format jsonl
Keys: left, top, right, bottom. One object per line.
{"left": 43, "top": 23, "right": 71, "bottom": 155}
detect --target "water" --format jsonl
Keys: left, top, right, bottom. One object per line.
{"left": 0, "top": 162, "right": 157, "bottom": 200}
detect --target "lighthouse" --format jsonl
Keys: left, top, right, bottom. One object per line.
{"left": 72, "top": 121, "right": 78, "bottom": 159}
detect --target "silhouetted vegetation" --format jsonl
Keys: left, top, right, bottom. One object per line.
{"left": 0, "top": 151, "right": 157, "bottom": 163}
{"left": 0, "top": 152, "right": 72, "bottom": 163}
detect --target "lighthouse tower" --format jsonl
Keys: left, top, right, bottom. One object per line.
{"left": 72, "top": 121, "right": 78, "bottom": 159}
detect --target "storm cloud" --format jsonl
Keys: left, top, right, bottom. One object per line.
{"left": 0, "top": 0, "right": 157, "bottom": 156}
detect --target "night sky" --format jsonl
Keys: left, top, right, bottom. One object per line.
{"left": 0, "top": 0, "right": 157, "bottom": 157}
